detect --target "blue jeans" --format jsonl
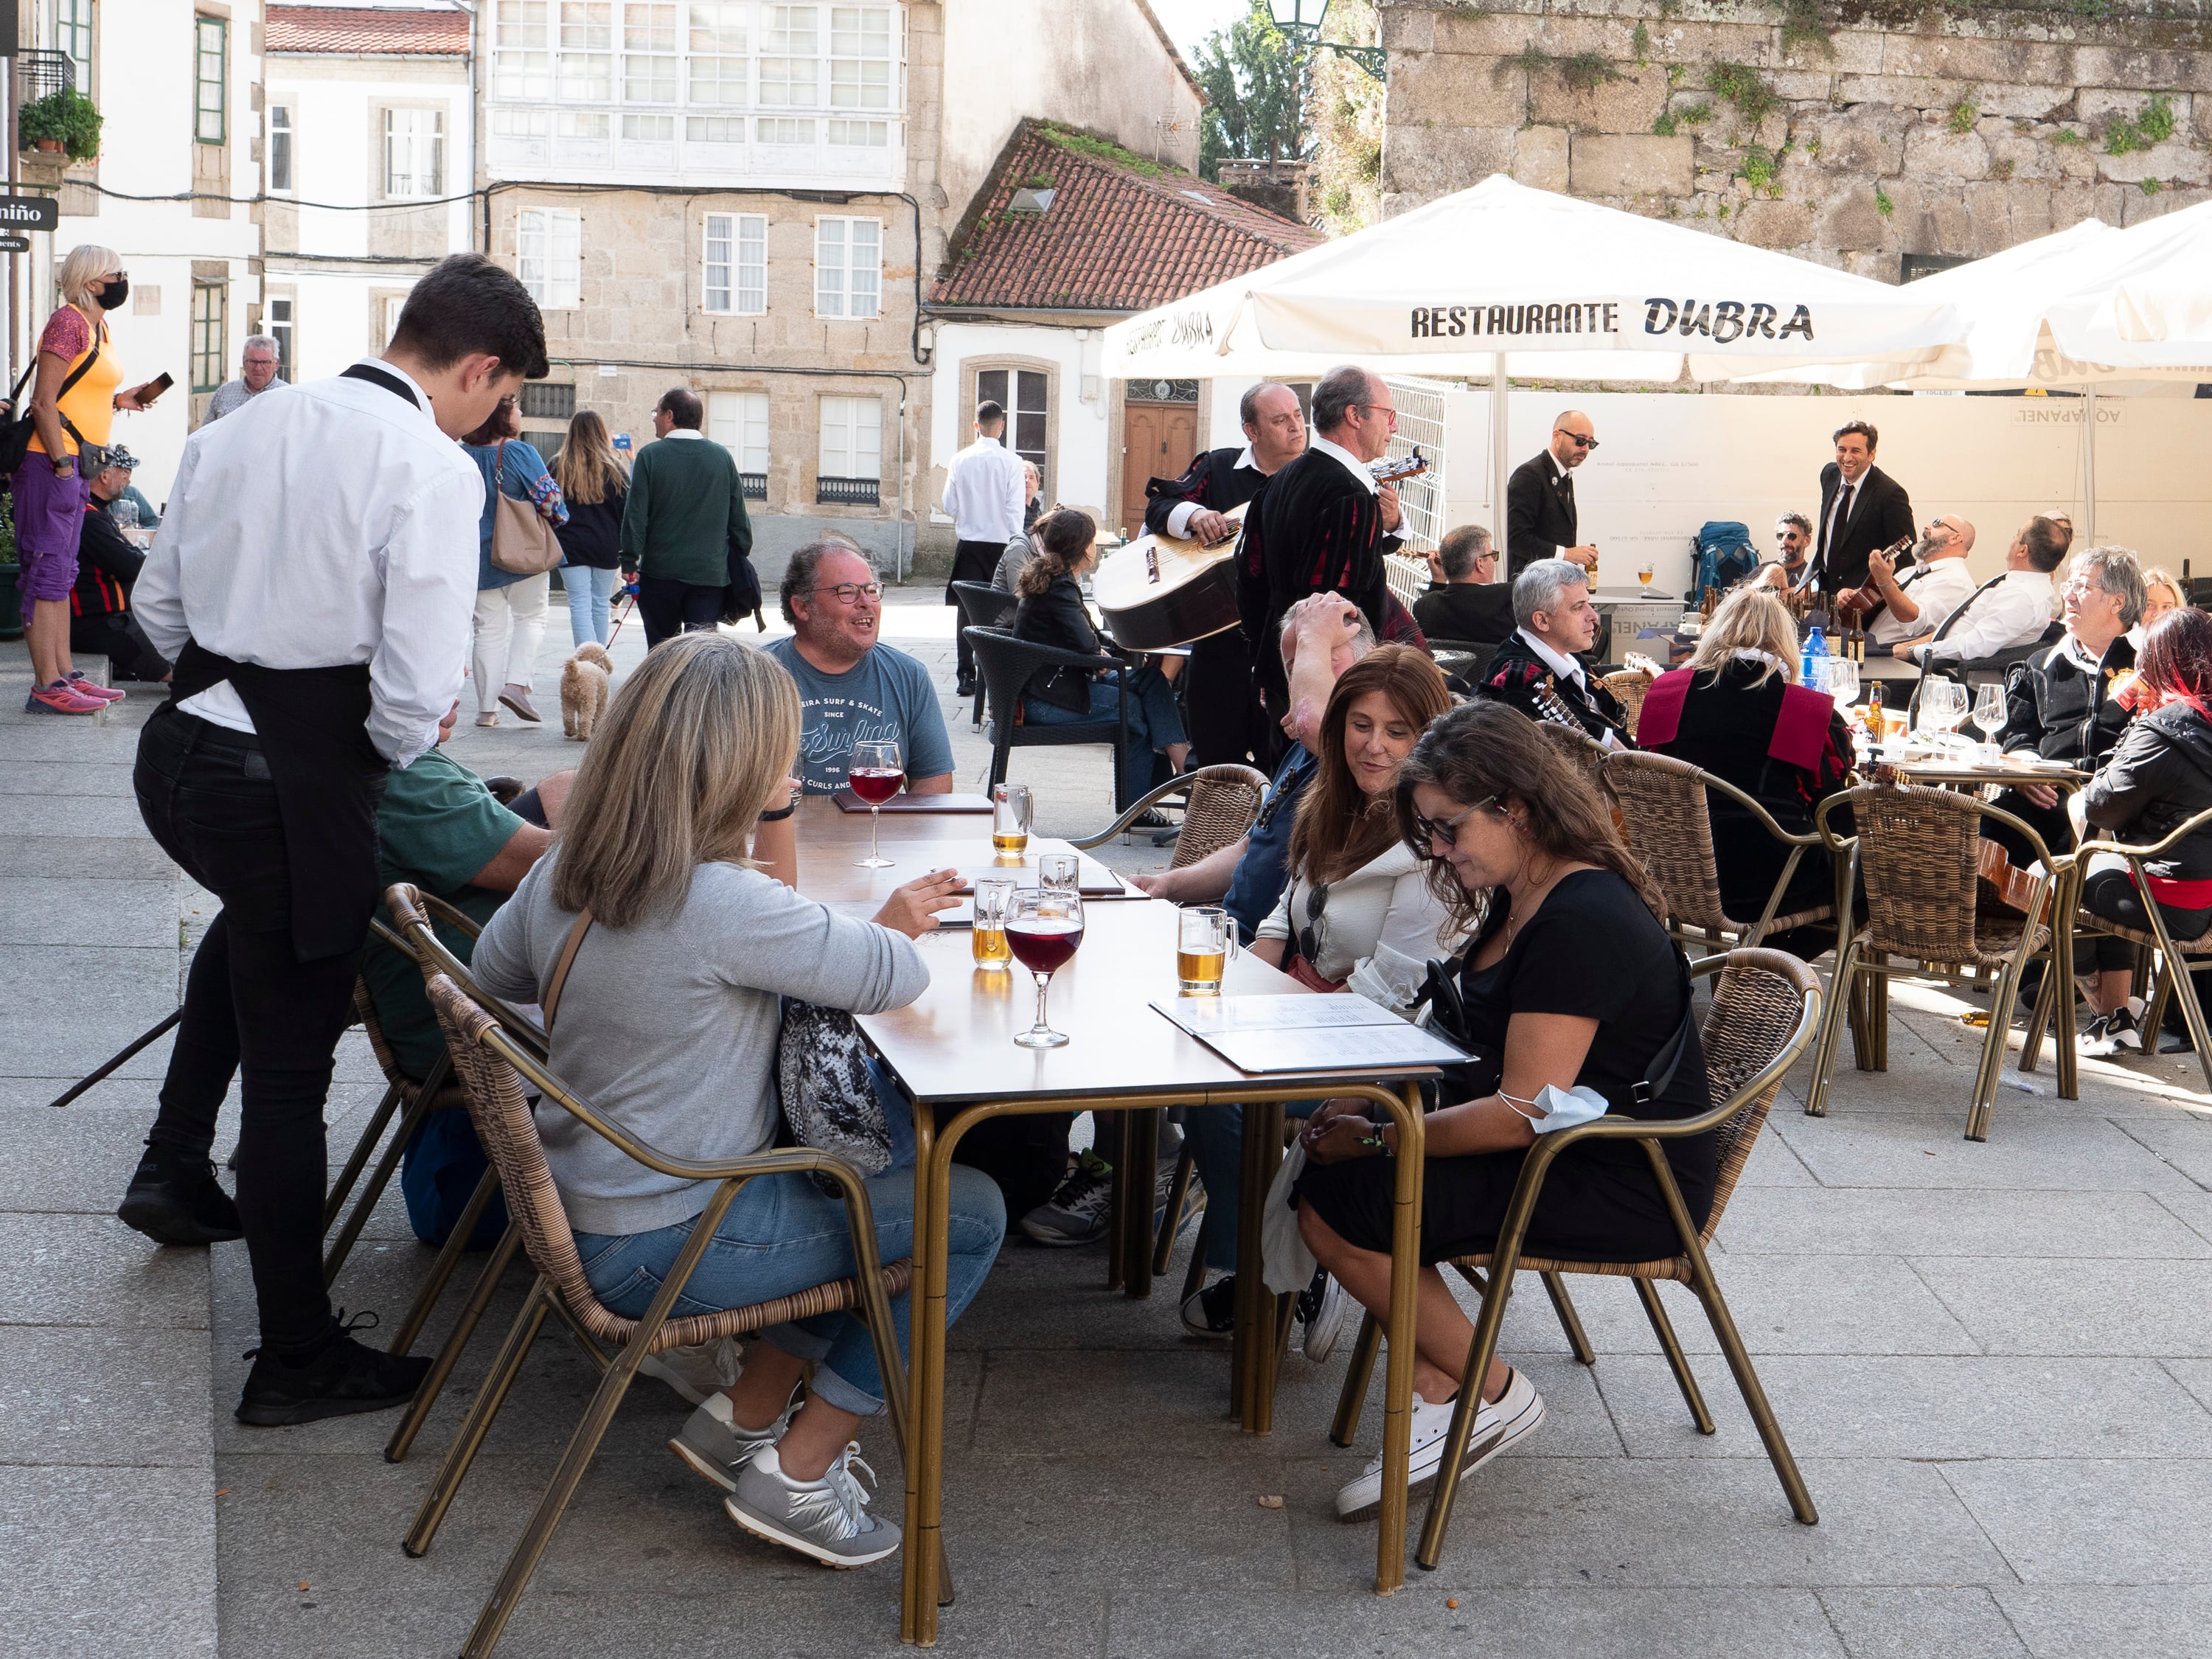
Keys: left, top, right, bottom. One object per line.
{"left": 1186, "top": 1100, "right": 1321, "bottom": 1273}
{"left": 562, "top": 563, "right": 619, "bottom": 647}
{"left": 574, "top": 1163, "right": 1005, "bottom": 1417}
{"left": 1023, "top": 665, "right": 1189, "bottom": 802}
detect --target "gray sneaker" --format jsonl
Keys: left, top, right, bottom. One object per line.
{"left": 724, "top": 1441, "right": 902, "bottom": 1568}
{"left": 1018, "top": 1151, "right": 1113, "bottom": 1246}
{"left": 667, "top": 1391, "right": 793, "bottom": 1493}
{"left": 640, "top": 1335, "right": 742, "bottom": 1406}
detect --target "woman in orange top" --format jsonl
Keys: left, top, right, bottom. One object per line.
{"left": 16, "top": 243, "right": 166, "bottom": 714}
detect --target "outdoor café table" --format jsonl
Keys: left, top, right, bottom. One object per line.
{"left": 1868, "top": 750, "right": 2090, "bottom": 792}
{"left": 835, "top": 898, "right": 1436, "bottom": 1644}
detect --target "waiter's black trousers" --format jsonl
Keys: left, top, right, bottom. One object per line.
{"left": 635, "top": 575, "right": 723, "bottom": 650}
{"left": 1182, "top": 628, "right": 1263, "bottom": 768}
{"left": 134, "top": 707, "right": 361, "bottom": 1357}
{"left": 947, "top": 540, "right": 1002, "bottom": 683}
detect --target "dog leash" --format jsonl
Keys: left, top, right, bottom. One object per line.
{"left": 605, "top": 587, "right": 638, "bottom": 649}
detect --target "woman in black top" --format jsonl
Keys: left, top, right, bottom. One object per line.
{"left": 1298, "top": 699, "right": 1711, "bottom": 1520}
{"left": 1012, "top": 507, "right": 1188, "bottom": 804}
{"left": 551, "top": 409, "right": 630, "bottom": 648}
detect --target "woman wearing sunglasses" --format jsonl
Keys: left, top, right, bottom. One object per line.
{"left": 1297, "top": 700, "right": 1713, "bottom": 1523}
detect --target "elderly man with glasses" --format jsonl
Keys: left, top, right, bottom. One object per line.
{"left": 1505, "top": 409, "right": 1600, "bottom": 580}
{"left": 205, "top": 335, "right": 287, "bottom": 422}
{"left": 763, "top": 538, "right": 954, "bottom": 796}
{"left": 1414, "top": 522, "right": 1514, "bottom": 645}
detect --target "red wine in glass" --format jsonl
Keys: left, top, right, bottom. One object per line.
{"left": 849, "top": 740, "right": 902, "bottom": 868}
{"left": 1009, "top": 891, "right": 1083, "bottom": 1048}
{"left": 1006, "top": 917, "right": 1083, "bottom": 973}
{"left": 849, "top": 767, "right": 905, "bottom": 804}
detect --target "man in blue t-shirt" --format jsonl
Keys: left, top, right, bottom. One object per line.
{"left": 763, "top": 540, "right": 956, "bottom": 795}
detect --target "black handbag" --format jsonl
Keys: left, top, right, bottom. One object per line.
{"left": 720, "top": 532, "right": 764, "bottom": 630}
{"left": 0, "top": 336, "right": 102, "bottom": 480}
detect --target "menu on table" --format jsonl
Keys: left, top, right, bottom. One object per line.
{"left": 1149, "top": 995, "right": 1466, "bottom": 1074}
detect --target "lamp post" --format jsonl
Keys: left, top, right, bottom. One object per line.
{"left": 1266, "top": 0, "right": 1387, "bottom": 82}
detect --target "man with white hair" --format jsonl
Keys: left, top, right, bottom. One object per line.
{"left": 206, "top": 335, "right": 286, "bottom": 421}
{"left": 1475, "top": 557, "right": 1627, "bottom": 745}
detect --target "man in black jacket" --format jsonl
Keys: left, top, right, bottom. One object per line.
{"left": 1142, "top": 380, "right": 1306, "bottom": 765}
{"left": 1413, "top": 523, "right": 1514, "bottom": 644}
{"left": 1809, "top": 419, "right": 1914, "bottom": 594}
{"left": 69, "top": 447, "right": 171, "bottom": 683}
{"left": 1476, "top": 557, "right": 1627, "bottom": 745}
{"left": 1505, "top": 410, "right": 1601, "bottom": 579}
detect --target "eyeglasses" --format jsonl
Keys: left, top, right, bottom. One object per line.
{"left": 812, "top": 582, "right": 883, "bottom": 605}
{"left": 1411, "top": 796, "right": 1498, "bottom": 854}
{"left": 1558, "top": 431, "right": 1599, "bottom": 450}
{"left": 1352, "top": 403, "right": 1399, "bottom": 426}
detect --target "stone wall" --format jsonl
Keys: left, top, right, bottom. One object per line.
{"left": 1377, "top": 0, "right": 2212, "bottom": 276}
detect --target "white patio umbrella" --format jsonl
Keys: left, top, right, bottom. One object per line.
{"left": 2044, "top": 198, "right": 2212, "bottom": 376}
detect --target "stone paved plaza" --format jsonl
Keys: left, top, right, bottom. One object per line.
{"left": 9, "top": 589, "right": 2212, "bottom": 1658}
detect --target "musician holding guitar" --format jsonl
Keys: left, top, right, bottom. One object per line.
{"left": 1854, "top": 515, "right": 1978, "bottom": 657}
{"left": 1474, "top": 557, "right": 1630, "bottom": 748}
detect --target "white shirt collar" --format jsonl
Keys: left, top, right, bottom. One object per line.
{"left": 665, "top": 428, "right": 705, "bottom": 440}
{"left": 1518, "top": 627, "right": 1584, "bottom": 686}
{"left": 1233, "top": 444, "right": 1257, "bottom": 473}
{"left": 1310, "top": 434, "right": 1377, "bottom": 495}
{"left": 353, "top": 357, "right": 430, "bottom": 411}
{"left": 968, "top": 434, "right": 1005, "bottom": 451}
{"left": 2053, "top": 630, "right": 2116, "bottom": 673}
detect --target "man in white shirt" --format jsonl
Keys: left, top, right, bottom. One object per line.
{"left": 1475, "top": 557, "right": 1630, "bottom": 747}
{"left": 1913, "top": 513, "right": 2072, "bottom": 666}
{"left": 119, "top": 253, "right": 548, "bottom": 1430}
{"left": 939, "top": 400, "right": 1028, "bottom": 695}
{"left": 1866, "top": 515, "right": 1980, "bottom": 654}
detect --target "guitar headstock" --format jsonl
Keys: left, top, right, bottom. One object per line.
{"left": 1370, "top": 445, "right": 1428, "bottom": 486}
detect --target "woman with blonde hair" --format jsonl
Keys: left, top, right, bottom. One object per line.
{"left": 1636, "top": 583, "right": 1853, "bottom": 956}
{"left": 551, "top": 408, "right": 629, "bottom": 647}
{"left": 16, "top": 243, "right": 167, "bottom": 714}
{"left": 2135, "top": 566, "right": 2184, "bottom": 646}
{"left": 470, "top": 633, "right": 1002, "bottom": 1569}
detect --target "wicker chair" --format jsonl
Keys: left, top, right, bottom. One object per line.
{"left": 1599, "top": 668, "right": 1655, "bottom": 741}
{"left": 393, "top": 913, "right": 924, "bottom": 1658}
{"left": 1806, "top": 783, "right": 2070, "bottom": 1141}
{"left": 1535, "top": 721, "right": 1611, "bottom": 801}
{"left": 1070, "top": 762, "right": 1268, "bottom": 861}
{"left": 1328, "top": 949, "right": 1824, "bottom": 1568}
{"left": 948, "top": 580, "right": 1016, "bottom": 729}
{"left": 964, "top": 624, "right": 1137, "bottom": 814}
{"left": 1602, "top": 751, "right": 1835, "bottom": 955}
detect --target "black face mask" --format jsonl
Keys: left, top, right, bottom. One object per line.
{"left": 95, "top": 276, "right": 128, "bottom": 310}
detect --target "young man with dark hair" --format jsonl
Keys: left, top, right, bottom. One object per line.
{"left": 619, "top": 386, "right": 752, "bottom": 647}
{"left": 1810, "top": 417, "right": 1914, "bottom": 594}
{"left": 120, "top": 250, "right": 547, "bottom": 1427}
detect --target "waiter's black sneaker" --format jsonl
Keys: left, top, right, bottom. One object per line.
{"left": 234, "top": 1313, "right": 432, "bottom": 1427}
{"left": 116, "top": 1147, "right": 243, "bottom": 1246}
{"left": 956, "top": 674, "right": 978, "bottom": 700}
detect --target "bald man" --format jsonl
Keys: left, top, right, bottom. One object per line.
{"left": 1505, "top": 409, "right": 1600, "bottom": 580}
{"left": 1865, "top": 515, "right": 1980, "bottom": 656}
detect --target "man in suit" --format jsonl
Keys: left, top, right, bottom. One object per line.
{"left": 1476, "top": 557, "right": 1628, "bottom": 745}
{"left": 1413, "top": 524, "right": 1514, "bottom": 644}
{"left": 1809, "top": 419, "right": 1914, "bottom": 594}
{"left": 1142, "top": 380, "right": 1307, "bottom": 765}
{"left": 1505, "top": 410, "right": 1601, "bottom": 579}
{"left": 1237, "top": 364, "right": 1419, "bottom": 729}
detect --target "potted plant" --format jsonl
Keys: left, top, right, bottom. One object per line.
{"left": 19, "top": 88, "right": 100, "bottom": 161}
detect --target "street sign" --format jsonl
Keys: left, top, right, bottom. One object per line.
{"left": 0, "top": 235, "right": 29, "bottom": 254}
{"left": 0, "top": 196, "right": 58, "bottom": 232}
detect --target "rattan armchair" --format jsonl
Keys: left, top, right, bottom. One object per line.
{"left": 1328, "top": 949, "right": 1824, "bottom": 1568}
{"left": 390, "top": 894, "right": 924, "bottom": 1658}
{"left": 1070, "top": 762, "right": 1268, "bottom": 860}
{"left": 1806, "top": 783, "right": 2072, "bottom": 1140}
{"left": 1599, "top": 668, "right": 1655, "bottom": 740}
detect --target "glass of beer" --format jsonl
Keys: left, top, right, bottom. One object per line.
{"left": 992, "top": 783, "right": 1032, "bottom": 855}
{"left": 971, "top": 878, "right": 1015, "bottom": 970}
{"left": 1039, "top": 853, "right": 1080, "bottom": 892}
{"left": 1177, "top": 906, "right": 1237, "bottom": 995}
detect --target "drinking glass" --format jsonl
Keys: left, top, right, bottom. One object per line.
{"left": 1636, "top": 560, "right": 1655, "bottom": 593}
{"left": 1177, "top": 905, "right": 1238, "bottom": 995}
{"left": 1007, "top": 886, "right": 1085, "bottom": 1048}
{"left": 1971, "top": 681, "right": 2006, "bottom": 762}
{"left": 992, "top": 783, "right": 1032, "bottom": 855}
{"left": 971, "top": 878, "right": 1015, "bottom": 970}
{"left": 848, "top": 739, "right": 903, "bottom": 869}
{"left": 1919, "top": 679, "right": 1967, "bottom": 746}
{"left": 1823, "top": 656, "right": 1859, "bottom": 709}
{"left": 1039, "top": 853, "right": 1080, "bottom": 892}
{"left": 111, "top": 497, "right": 139, "bottom": 532}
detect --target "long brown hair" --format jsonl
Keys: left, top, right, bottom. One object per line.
{"left": 553, "top": 408, "right": 625, "bottom": 505}
{"left": 1396, "top": 699, "right": 1662, "bottom": 929}
{"left": 1015, "top": 507, "right": 1096, "bottom": 599}
{"left": 1288, "top": 645, "right": 1453, "bottom": 886}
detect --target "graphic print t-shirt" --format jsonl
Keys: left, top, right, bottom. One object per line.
{"left": 762, "top": 636, "right": 956, "bottom": 795}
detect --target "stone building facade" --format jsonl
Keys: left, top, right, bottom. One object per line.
{"left": 1376, "top": 0, "right": 2212, "bottom": 278}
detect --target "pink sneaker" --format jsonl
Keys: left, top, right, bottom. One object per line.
{"left": 65, "top": 672, "right": 126, "bottom": 703}
{"left": 27, "top": 679, "right": 107, "bottom": 715}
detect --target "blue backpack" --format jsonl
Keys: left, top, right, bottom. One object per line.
{"left": 1686, "top": 521, "right": 1758, "bottom": 600}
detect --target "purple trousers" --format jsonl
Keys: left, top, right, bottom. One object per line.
{"left": 13, "top": 456, "right": 90, "bottom": 619}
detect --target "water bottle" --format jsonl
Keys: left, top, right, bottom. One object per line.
{"left": 1804, "top": 625, "right": 1827, "bottom": 690}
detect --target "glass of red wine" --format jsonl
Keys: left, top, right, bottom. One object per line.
{"left": 848, "top": 738, "right": 904, "bottom": 869}
{"left": 1006, "top": 886, "right": 1084, "bottom": 1049}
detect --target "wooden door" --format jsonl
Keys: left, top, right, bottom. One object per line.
{"left": 1121, "top": 402, "right": 1200, "bottom": 536}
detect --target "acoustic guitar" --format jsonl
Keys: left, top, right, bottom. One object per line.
{"left": 1830, "top": 535, "right": 1917, "bottom": 630}
{"left": 1093, "top": 448, "right": 1430, "bottom": 652}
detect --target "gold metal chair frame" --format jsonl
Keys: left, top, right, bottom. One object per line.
{"left": 1067, "top": 761, "right": 1270, "bottom": 853}
{"left": 1324, "top": 949, "right": 1825, "bottom": 1570}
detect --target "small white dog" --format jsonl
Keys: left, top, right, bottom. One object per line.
{"left": 561, "top": 641, "right": 611, "bottom": 741}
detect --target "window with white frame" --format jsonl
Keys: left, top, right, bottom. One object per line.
{"left": 759, "top": 5, "right": 818, "bottom": 105}
{"left": 268, "top": 105, "right": 294, "bottom": 192}
{"left": 383, "top": 109, "right": 445, "bottom": 198}
{"left": 709, "top": 390, "right": 771, "bottom": 497}
{"left": 622, "top": 113, "right": 675, "bottom": 142}
{"left": 493, "top": 0, "right": 552, "bottom": 100}
{"left": 268, "top": 297, "right": 294, "bottom": 380}
{"left": 703, "top": 212, "right": 768, "bottom": 315}
{"left": 975, "top": 366, "right": 1049, "bottom": 490}
{"left": 818, "top": 394, "right": 881, "bottom": 498}
{"left": 815, "top": 217, "right": 880, "bottom": 319}
{"left": 557, "top": 0, "right": 613, "bottom": 100}
{"left": 830, "top": 7, "right": 891, "bottom": 111}
{"left": 687, "top": 1, "right": 748, "bottom": 106}
{"left": 623, "top": 0, "right": 676, "bottom": 102}
{"left": 687, "top": 115, "right": 743, "bottom": 144}
{"left": 558, "top": 111, "right": 611, "bottom": 139}
{"left": 518, "top": 208, "right": 583, "bottom": 308}
{"left": 493, "top": 107, "right": 550, "bottom": 139}
{"left": 757, "top": 116, "right": 813, "bottom": 145}
{"left": 380, "top": 294, "right": 408, "bottom": 351}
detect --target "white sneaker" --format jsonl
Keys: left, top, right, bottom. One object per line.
{"left": 1298, "top": 1270, "right": 1352, "bottom": 1363}
{"left": 725, "top": 1441, "right": 902, "bottom": 1568}
{"left": 639, "top": 1335, "right": 742, "bottom": 1406}
{"left": 1333, "top": 1368, "right": 1545, "bottom": 1522}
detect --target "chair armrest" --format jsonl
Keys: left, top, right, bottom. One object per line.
{"left": 1018, "top": 639, "right": 1124, "bottom": 675}
{"left": 2076, "top": 800, "right": 2212, "bottom": 863}
{"left": 1068, "top": 773, "right": 1197, "bottom": 847}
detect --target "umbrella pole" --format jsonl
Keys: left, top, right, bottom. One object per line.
{"left": 1490, "top": 354, "right": 1510, "bottom": 556}
{"left": 2081, "top": 388, "right": 2098, "bottom": 543}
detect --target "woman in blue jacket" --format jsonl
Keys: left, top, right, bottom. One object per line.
{"left": 464, "top": 396, "right": 568, "bottom": 726}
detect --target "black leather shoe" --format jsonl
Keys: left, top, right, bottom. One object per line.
{"left": 234, "top": 1313, "right": 432, "bottom": 1427}
{"left": 116, "top": 1148, "right": 243, "bottom": 1246}
{"left": 956, "top": 675, "right": 978, "bottom": 700}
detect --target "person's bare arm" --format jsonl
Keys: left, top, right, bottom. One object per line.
{"left": 908, "top": 772, "right": 954, "bottom": 796}
{"left": 750, "top": 777, "right": 802, "bottom": 888}
{"left": 1130, "top": 838, "right": 1244, "bottom": 902}
{"left": 27, "top": 350, "right": 72, "bottom": 462}
{"left": 532, "top": 768, "right": 578, "bottom": 830}
{"left": 466, "top": 821, "right": 554, "bottom": 894}
{"left": 1285, "top": 594, "right": 1359, "bottom": 754}
{"left": 1304, "top": 1011, "right": 1597, "bottom": 1162}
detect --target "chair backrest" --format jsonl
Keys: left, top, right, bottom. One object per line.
{"left": 1843, "top": 781, "right": 2022, "bottom": 964}
{"left": 949, "top": 579, "right": 1015, "bottom": 633}
{"left": 1600, "top": 669, "right": 1654, "bottom": 741}
{"left": 1535, "top": 721, "right": 1610, "bottom": 801}
{"left": 1172, "top": 763, "right": 1269, "bottom": 869}
{"left": 1429, "top": 639, "right": 1498, "bottom": 688}
{"left": 385, "top": 883, "right": 545, "bottom": 1059}
{"left": 1602, "top": 751, "right": 1728, "bottom": 933}
{"left": 1695, "top": 947, "right": 1821, "bottom": 1239}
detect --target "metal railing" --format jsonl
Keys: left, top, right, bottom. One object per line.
{"left": 816, "top": 475, "right": 880, "bottom": 506}
{"left": 1381, "top": 374, "right": 1449, "bottom": 556}
{"left": 740, "top": 470, "right": 767, "bottom": 501}
{"left": 17, "top": 49, "right": 77, "bottom": 108}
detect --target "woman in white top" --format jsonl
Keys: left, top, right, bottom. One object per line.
{"left": 1255, "top": 644, "right": 1463, "bottom": 1009}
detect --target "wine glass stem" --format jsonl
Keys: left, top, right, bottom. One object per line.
{"left": 1033, "top": 971, "right": 1051, "bottom": 1033}
{"left": 870, "top": 806, "right": 881, "bottom": 863}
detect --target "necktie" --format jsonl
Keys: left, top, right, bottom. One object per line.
{"left": 1830, "top": 482, "right": 1856, "bottom": 549}
{"left": 1931, "top": 574, "right": 2008, "bottom": 644}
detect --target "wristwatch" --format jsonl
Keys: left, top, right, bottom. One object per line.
{"left": 50, "top": 456, "right": 75, "bottom": 477}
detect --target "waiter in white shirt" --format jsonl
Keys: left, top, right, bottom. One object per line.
{"left": 1913, "top": 513, "right": 2073, "bottom": 667}
{"left": 119, "top": 254, "right": 547, "bottom": 1428}
{"left": 939, "top": 399, "right": 1027, "bottom": 696}
{"left": 1865, "top": 515, "right": 1980, "bottom": 655}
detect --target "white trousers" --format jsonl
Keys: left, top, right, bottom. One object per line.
{"left": 472, "top": 574, "right": 551, "bottom": 712}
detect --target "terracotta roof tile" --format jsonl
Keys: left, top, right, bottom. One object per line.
{"left": 267, "top": 7, "right": 470, "bottom": 56}
{"left": 931, "top": 122, "right": 1321, "bottom": 314}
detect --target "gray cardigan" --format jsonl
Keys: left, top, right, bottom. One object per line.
{"left": 470, "top": 853, "right": 928, "bottom": 1237}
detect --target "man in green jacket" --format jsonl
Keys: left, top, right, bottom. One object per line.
{"left": 619, "top": 386, "right": 753, "bottom": 647}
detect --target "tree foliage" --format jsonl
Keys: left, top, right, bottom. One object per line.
{"left": 1194, "top": 0, "right": 1311, "bottom": 181}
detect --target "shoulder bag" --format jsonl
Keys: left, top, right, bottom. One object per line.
{"left": 0, "top": 333, "right": 102, "bottom": 479}
{"left": 488, "top": 439, "right": 566, "bottom": 576}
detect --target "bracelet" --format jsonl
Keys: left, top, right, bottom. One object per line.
{"left": 758, "top": 800, "right": 797, "bottom": 822}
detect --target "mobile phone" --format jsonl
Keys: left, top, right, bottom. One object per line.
{"left": 139, "top": 371, "right": 173, "bottom": 404}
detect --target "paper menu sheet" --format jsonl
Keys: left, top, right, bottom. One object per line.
{"left": 1150, "top": 995, "right": 1466, "bottom": 1073}
{"left": 1151, "top": 995, "right": 1404, "bottom": 1034}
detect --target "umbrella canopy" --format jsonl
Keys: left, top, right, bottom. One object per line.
{"left": 1100, "top": 174, "right": 1966, "bottom": 384}
{"left": 2045, "top": 198, "right": 2212, "bottom": 376}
